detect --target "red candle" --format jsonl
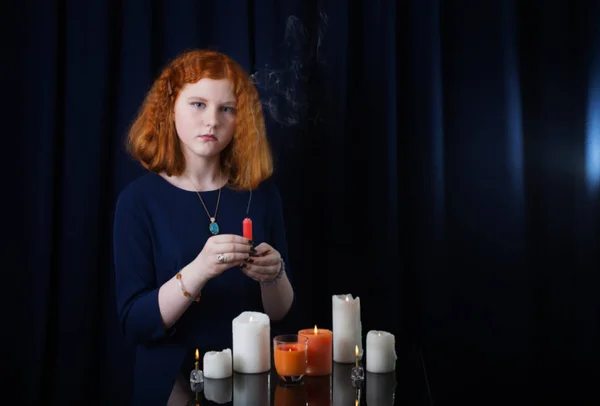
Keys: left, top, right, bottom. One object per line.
{"left": 243, "top": 217, "right": 253, "bottom": 240}
{"left": 298, "top": 326, "right": 333, "bottom": 376}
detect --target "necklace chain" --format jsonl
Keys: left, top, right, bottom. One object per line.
{"left": 187, "top": 173, "right": 223, "bottom": 234}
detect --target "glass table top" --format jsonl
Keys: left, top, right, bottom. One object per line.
{"left": 169, "top": 347, "right": 431, "bottom": 405}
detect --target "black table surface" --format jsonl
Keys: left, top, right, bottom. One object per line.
{"left": 169, "top": 347, "right": 432, "bottom": 405}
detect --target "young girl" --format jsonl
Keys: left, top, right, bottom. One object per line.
{"left": 113, "top": 49, "right": 295, "bottom": 404}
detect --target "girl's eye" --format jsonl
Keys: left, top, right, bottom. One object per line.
{"left": 191, "top": 102, "right": 205, "bottom": 108}
{"left": 222, "top": 106, "right": 236, "bottom": 113}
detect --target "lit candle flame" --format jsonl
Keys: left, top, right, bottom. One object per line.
{"left": 355, "top": 345, "right": 359, "bottom": 357}
{"left": 314, "top": 325, "right": 318, "bottom": 334}
{"left": 378, "top": 332, "right": 382, "bottom": 336}
{"left": 249, "top": 316, "right": 253, "bottom": 322}
{"left": 195, "top": 349, "right": 199, "bottom": 360}
{"left": 345, "top": 295, "right": 349, "bottom": 302}
{"left": 355, "top": 400, "right": 358, "bottom": 406}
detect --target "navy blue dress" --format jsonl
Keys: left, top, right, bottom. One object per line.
{"left": 113, "top": 172, "right": 294, "bottom": 405}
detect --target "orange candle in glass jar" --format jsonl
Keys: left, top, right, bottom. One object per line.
{"left": 298, "top": 326, "right": 333, "bottom": 376}
{"left": 274, "top": 343, "right": 307, "bottom": 377}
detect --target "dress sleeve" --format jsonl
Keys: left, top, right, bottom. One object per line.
{"left": 113, "top": 189, "right": 175, "bottom": 345}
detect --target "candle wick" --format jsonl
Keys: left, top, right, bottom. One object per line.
{"left": 246, "top": 189, "right": 253, "bottom": 214}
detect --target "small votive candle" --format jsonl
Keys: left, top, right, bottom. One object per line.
{"left": 274, "top": 334, "right": 308, "bottom": 384}
{"left": 204, "top": 349, "right": 233, "bottom": 379}
{"left": 298, "top": 325, "right": 333, "bottom": 376}
{"left": 366, "top": 330, "right": 397, "bottom": 373}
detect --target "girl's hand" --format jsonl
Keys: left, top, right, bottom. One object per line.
{"left": 195, "top": 234, "right": 253, "bottom": 280}
{"left": 240, "top": 242, "right": 282, "bottom": 283}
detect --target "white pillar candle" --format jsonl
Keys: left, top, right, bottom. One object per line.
{"left": 204, "top": 377, "right": 233, "bottom": 404}
{"left": 232, "top": 311, "right": 271, "bottom": 373}
{"left": 204, "top": 349, "right": 233, "bottom": 379}
{"left": 366, "top": 330, "right": 397, "bottom": 373}
{"left": 332, "top": 294, "right": 363, "bottom": 363}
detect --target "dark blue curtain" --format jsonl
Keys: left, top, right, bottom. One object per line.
{"left": 11, "top": 0, "right": 600, "bottom": 404}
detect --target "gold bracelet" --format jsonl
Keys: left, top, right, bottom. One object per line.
{"left": 176, "top": 272, "right": 200, "bottom": 302}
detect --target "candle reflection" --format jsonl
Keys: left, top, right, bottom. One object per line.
{"left": 204, "top": 377, "right": 233, "bottom": 404}
{"left": 366, "top": 371, "right": 396, "bottom": 406}
{"left": 274, "top": 383, "right": 308, "bottom": 406}
{"left": 332, "top": 363, "right": 355, "bottom": 406}
{"left": 233, "top": 372, "right": 270, "bottom": 405}
{"left": 304, "top": 375, "right": 332, "bottom": 406}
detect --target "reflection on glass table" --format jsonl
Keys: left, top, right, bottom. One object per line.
{"left": 168, "top": 347, "right": 430, "bottom": 406}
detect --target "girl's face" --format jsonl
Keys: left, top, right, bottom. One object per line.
{"left": 173, "top": 78, "right": 237, "bottom": 162}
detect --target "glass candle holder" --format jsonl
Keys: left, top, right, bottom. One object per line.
{"left": 351, "top": 365, "right": 365, "bottom": 388}
{"left": 274, "top": 334, "right": 308, "bottom": 385}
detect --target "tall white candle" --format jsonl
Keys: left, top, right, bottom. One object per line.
{"left": 332, "top": 294, "right": 363, "bottom": 363}
{"left": 204, "top": 349, "right": 233, "bottom": 379}
{"left": 232, "top": 311, "right": 270, "bottom": 373}
{"left": 366, "top": 330, "right": 397, "bottom": 373}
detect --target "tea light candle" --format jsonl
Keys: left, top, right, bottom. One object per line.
{"left": 298, "top": 325, "right": 333, "bottom": 376}
{"left": 204, "top": 349, "right": 233, "bottom": 379}
{"left": 232, "top": 311, "right": 270, "bottom": 373}
{"left": 366, "top": 330, "right": 397, "bottom": 373}
{"left": 332, "top": 294, "right": 363, "bottom": 363}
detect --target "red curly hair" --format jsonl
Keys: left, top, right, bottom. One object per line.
{"left": 126, "top": 49, "right": 273, "bottom": 190}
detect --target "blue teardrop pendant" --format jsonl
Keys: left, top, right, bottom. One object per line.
{"left": 209, "top": 218, "right": 220, "bottom": 235}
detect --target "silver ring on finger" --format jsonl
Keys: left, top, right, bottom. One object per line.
{"left": 216, "top": 253, "right": 228, "bottom": 264}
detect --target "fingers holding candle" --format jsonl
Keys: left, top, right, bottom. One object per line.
{"left": 239, "top": 242, "right": 282, "bottom": 282}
